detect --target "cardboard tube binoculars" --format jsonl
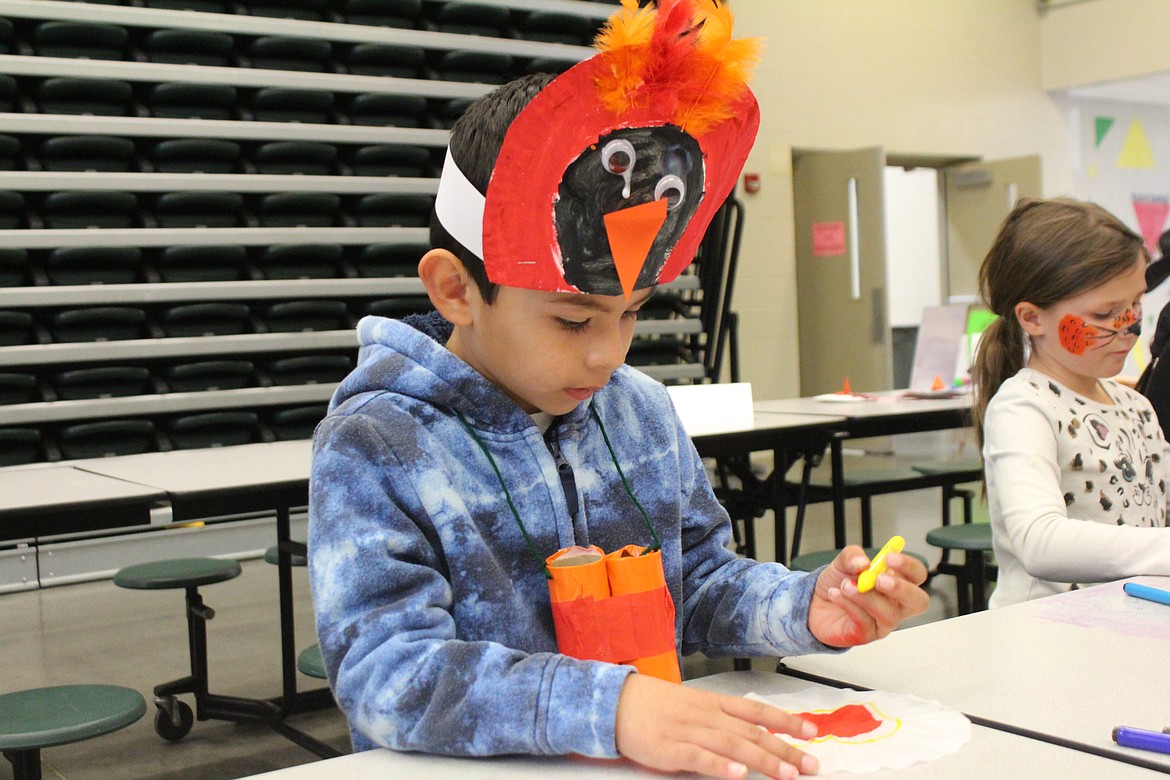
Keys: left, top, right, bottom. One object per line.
{"left": 546, "top": 544, "right": 681, "bottom": 683}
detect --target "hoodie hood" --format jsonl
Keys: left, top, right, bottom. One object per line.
{"left": 330, "top": 313, "right": 593, "bottom": 435}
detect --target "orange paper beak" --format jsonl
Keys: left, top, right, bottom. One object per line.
{"left": 603, "top": 199, "right": 669, "bottom": 299}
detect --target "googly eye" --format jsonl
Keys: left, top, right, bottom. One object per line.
{"left": 654, "top": 175, "right": 686, "bottom": 210}
{"left": 601, "top": 139, "right": 636, "bottom": 175}
{"left": 601, "top": 139, "right": 636, "bottom": 199}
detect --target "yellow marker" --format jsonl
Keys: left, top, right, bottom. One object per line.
{"left": 857, "top": 535, "right": 904, "bottom": 593}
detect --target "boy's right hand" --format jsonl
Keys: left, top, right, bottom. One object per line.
{"left": 614, "top": 673, "right": 820, "bottom": 779}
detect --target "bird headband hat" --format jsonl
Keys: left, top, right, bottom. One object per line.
{"left": 434, "top": 0, "right": 761, "bottom": 298}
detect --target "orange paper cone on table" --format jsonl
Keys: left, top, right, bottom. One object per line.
{"left": 546, "top": 544, "right": 680, "bottom": 683}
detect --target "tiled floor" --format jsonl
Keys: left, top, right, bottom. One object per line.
{"left": 0, "top": 470, "right": 980, "bottom": 780}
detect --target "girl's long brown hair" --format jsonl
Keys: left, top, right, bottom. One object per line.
{"left": 971, "top": 198, "right": 1148, "bottom": 452}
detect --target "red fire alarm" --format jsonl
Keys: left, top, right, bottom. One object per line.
{"left": 743, "top": 172, "right": 761, "bottom": 194}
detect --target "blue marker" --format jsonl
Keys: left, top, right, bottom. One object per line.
{"left": 1122, "top": 581, "right": 1170, "bottom": 607}
{"left": 1113, "top": 725, "right": 1170, "bottom": 756}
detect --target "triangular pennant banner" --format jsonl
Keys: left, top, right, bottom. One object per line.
{"left": 1132, "top": 195, "right": 1169, "bottom": 254}
{"left": 1118, "top": 119, "right": 1156, "bottom": 169}
{"left": 1094, "top": 116, "right": 1115, "bottom": 148}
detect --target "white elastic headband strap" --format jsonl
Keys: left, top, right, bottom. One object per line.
{"left": 435, "top": 148, "right": 486, "bottom": 261}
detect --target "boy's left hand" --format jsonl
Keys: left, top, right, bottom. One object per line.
{"left": 806, "top": 546, "right": 929, "bottom": 648}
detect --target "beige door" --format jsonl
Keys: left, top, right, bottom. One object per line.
{"left": 943, "top": 156, "right": 1042, "bottom": 300}
{"left": 792, "top": 147, "right": 890, "bottom": 396}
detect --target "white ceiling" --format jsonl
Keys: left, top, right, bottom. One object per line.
{"left": 1064, "top": 70, "right": 1170, "bottom": 106}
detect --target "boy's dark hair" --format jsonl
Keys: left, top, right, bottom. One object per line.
{"left": 430, "top": 72, "right": 559, "bottom": 304}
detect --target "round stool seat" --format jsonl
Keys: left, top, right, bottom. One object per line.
{"left": 809, "top": 467, "right": 922, "bottom": 488}
{"left": 789, "top": 547, "right": 930, "bottom": 573}
{"left": 297, "top": 644, "right": 327, "bottom": 680}
{"left": 113, "top": 557, "right": 242, "bottom": 590}
{"left": 926, "top": 523, "right": 993, "bottom": 551}
{"left": 263, "top": 544, "right": 307, "bottom": 567}
{"left": 911, "top": 459, "right": 983, "bottom": 477}
{"left": 0, "top": 684, "right": 146, "bottom": 751}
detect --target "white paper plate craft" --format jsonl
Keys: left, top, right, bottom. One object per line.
{"left": 813, "top": 378, "right": 878, "bottom": 403}
{"left": 747, "top": 688, "right": 971, "bottom": 775}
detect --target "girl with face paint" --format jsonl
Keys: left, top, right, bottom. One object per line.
{"left": 970, "top": 197, "right": 1170, "bottom": 608}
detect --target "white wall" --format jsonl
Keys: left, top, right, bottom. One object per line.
{"left": 726, "top": 0, "right": 1072, "bottom": 397}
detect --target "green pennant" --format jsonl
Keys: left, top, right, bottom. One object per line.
{"left": 1095, "top": 116, "right": 1115, "bottom": 148}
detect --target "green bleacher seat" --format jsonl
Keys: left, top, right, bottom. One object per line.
{"left": 159, "top": 303, "right": 252, "bottom": 337}
{"left": 57, "top": 419, "right": 157, "bottom": 458}
{"left": 46, "top": 246, "right": 141, "bottom": 285}
{"left": 257, "top": 192, "right": 341, "bottom": 228}
{"left": 0, "top": 373, "right": 38, "bottom": 406}
{"left": 0, "top": 428, "right": 42, "bottom": 465}
{"left": 0, "top": 248, "right": 28, "bottom": 287}
{"left": 48, "top": 307, "right": 146, "bottom": 342}
{"left": 52, "top": 367, "right": 152, "bottom": 400}
{"left": 144, "top": 29, "right": 234, "bottom": 67}
{"left": 163, "top": 360, "right": 254, "bottom": 392}
{"left": 347, "top": 143, "right": 432, "bottom": 176}
{"left": 254, "top": 141, "right": 337, "bottom": 175}
{"left": 33, "top": 21, "right": 129, "bottom": 61}
{"left": 154, "top": 191, "right": 244, "bottom": 228}
{"left": 150, "top": 139, "right": 241, "bottom": 174}
{"left": 255, "top": 243, "right": 344, "bottom": 280}
{"left": 154, "top": 245, "right": 247, "bottom": 283}
{"left": 36, "top": 78, "right": 134, "bottom": 116}
{"left": 250, "top": 88, "right": 334, "bottom": 123}
{"left": 41, "top": 191, "right": 138, "bottom": 229}
{"left": 39, "top": 135, "right": 137, "bottom": 173}
{"left": 167, "top": 411, "right": 261, "bottom": 449}
{"left": 260, "top": 300, "right": 350, "bottom": 332}
{"left": 248, "top": 36, "right": 332, "bottom": 72}
{"left": 149, "top": 83, "right": 237, "bottom": 120}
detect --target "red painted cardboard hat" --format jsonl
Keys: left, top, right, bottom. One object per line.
{"left": 435, "top": 0, "right": 760, "bottom": 297}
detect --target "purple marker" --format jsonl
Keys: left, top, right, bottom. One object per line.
{"left": 1113, "top": 725, "right": 1170, "bottom": 756}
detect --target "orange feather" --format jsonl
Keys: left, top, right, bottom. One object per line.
{"left": 593, "top": 0, "right": 759, "bottom": 135}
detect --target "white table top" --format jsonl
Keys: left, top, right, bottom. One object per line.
{"left": 72, "top": 439, "right": 312, "bottom": 494}
{"left": 754, "top": 392, "right": 971, "bottom": 420}
{"left": 0, "top": 465, "right": 164, "bottom": 512}
{"left": 66, "top": 409, "right": 846, "bottom": 495}
{"left": 238, "top": 670, "right": 1163, "bottom": 780}
{"left": 783, "top": 577, "right": 1170, "bottom": 770}
{"left": 0, "top": 464, "right": 165, "bottom": 540}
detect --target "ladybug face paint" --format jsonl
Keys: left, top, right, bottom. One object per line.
{"left": 1058, "top": 309, "right": 1141, "bottom": 356}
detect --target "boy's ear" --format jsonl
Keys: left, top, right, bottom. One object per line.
{"left": 1015, "top": 301, "right": 1044, "bottom": 336}
{"left": 419, "top": 248, "right": 475, "bottom": 326}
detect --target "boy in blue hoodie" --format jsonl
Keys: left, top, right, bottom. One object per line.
{"left": 309, "top": 3, "right": 928, "bottom": 779}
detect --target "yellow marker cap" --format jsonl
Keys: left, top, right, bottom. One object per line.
{"left": 857, "top": 535, "right": 904, "bottom": 593}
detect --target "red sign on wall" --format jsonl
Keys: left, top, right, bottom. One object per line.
{"left": 812, "top": 221, "right": 847, "bottom": 257}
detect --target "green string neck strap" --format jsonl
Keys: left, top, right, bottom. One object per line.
{"left": 455, "top": 405, "right": 662, "bottom": 580}
{"left": 588, "top": 404, "right": 662, "bottom": 553}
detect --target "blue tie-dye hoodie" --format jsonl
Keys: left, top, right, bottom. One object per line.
{"left": 308, "top": 312, "right": 831, "bottom": 757}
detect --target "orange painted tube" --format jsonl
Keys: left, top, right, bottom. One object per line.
{"left": 605, "top": 546, "right": 681, "bottom": 683}
{"left": 546, "top": 544, "right": 680, "bottom": 683}
{"left": 547, "top": 545, "right": 610, "bottom": 602}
